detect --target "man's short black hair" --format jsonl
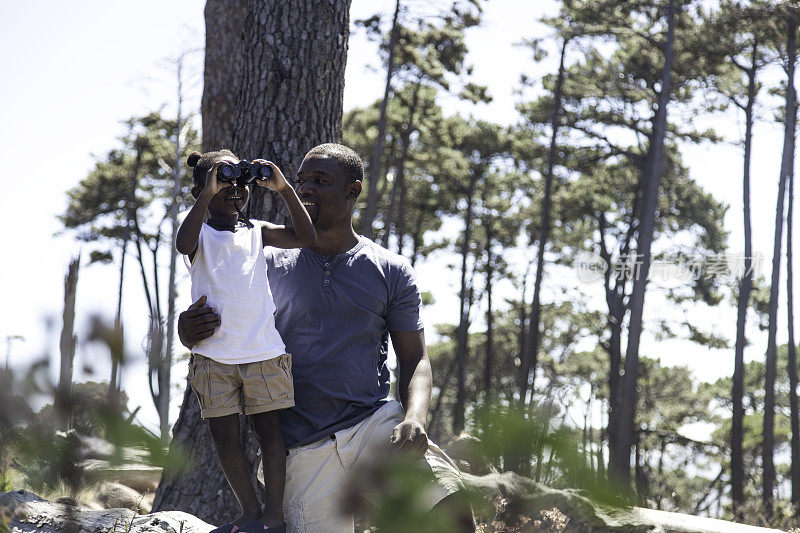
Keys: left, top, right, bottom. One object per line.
{"left": 306, "top": 143, "right": 364, "bottom": 183}
{"left": 187, "top": 149, "right": 238, "bottom": 188}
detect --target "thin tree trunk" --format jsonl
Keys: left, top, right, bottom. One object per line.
{"left": 56, "top": 256, "right": 80, "bottom": 430}
{"left": 616, "top": 0, "right": 676, "bottom": 488}
{"left": 147, "top": 225, "right": 165, "bottom": 423}
{"left": 789, "top": 169, "right": 799, "bottom": 511}
{"left": 483, "top": 229, "right": 495, "bottom": 401}
{"left": 598, "top": 400, "right": 607, "bottom": 477}
{"left": 429, "top": 353, "right": 458, "bottom": 441}
{"left": 635, "top": 431, "right": 646, "bottom": 504}
{"left": 731, "top": 39, "right": 758, "bottom": 521}
{"left": 150, "top": 229, "right": 163, "bottom": 321}
{"left": 381, "top": 83, "right": 419, "bottom": 249}
{"left": 600, "top": 202, "right": 638, "bottom": 469}
{"left": 607, "top": 314, "right": 623, "bottom": 462}
{"left": 110, "top": 239, "right": 127, "bottom": 401}
{"left": 410, "top": 210, "right": 424, "bottom": 266}
{"left": 362, "top": 0, "right": 401, "bottom": 239}
{"left": 657, "top": 436, "right": 666, "bottom": 510}
{"left": 518, "top": 35, "right": 568, "bottom": 406}
{"left": 763, "top": 14, "right": 797, "bottom": 520}
{"left": 453, "top": 169, "right": 480, "bottom": 434}
{"left": 377, "top": 134, "right": 398, "bottom": 243}
{"left": 382, "top": 172, "right": 400, "bottom": 248}
{"left": 517, "top": 263, "right": 532, "bottom": 396}
{"left": 133, "top": 230, "right": 155, "bottom": 321}
{"left": 154, "top": 0, "right": 352, "bottom": 524}
{"left": 430, "top": 263, "right": 479, "bottom": 439}
{"left": 161, "top": 55, "right": 188, "bottom": 442}
{"left": 110, "top": 148, "right": 143, "bottom": 405}
{"left": 397, "top": 167, "right": 408, "bottom": 255}
{"left": 789, "top": 14, "right": 800, "bottom": 513}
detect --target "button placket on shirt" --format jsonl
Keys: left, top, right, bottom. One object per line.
{"left": 322, "top": 257, "right": 332, "bottom": 293}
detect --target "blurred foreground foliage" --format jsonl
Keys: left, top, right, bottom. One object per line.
{"left": 347, "top": 405, "right": 632, "bottom": 533}
{"left": 0, "top": 321, "right": 185, "bottom": 502}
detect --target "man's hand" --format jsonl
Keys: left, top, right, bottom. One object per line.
{"left": 177, "top": 295, "right": 220, "bottom": 349}
{"left": 252, "top": 160, "right": 290, "bottom": 191}
{"left": 391, "top": 418, "right": 429, "bottom": 459}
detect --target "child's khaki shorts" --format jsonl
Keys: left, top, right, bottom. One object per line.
{"left": 189, "top": 353, "right": 294, "bottom": 419}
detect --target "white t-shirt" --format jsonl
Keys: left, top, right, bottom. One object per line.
{"left": 184, "top": 222, "right": 286, "bottom": 364}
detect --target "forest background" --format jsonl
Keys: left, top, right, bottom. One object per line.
{"left": 0, "top": 0, "right": 797, "bottom": 528}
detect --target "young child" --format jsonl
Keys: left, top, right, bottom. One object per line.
{"left": 176, "top": 149, "right": 316, "bottom": 533}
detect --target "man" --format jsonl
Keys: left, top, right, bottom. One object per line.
{"left": 178, "top": 143, "right": 472, "bottom": 531}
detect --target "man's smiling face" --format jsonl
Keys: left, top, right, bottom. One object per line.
{"left": 296, "top": 154, "right": 359, "bottom": 229}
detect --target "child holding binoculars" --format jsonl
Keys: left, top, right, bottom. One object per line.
{"left": 175, "top": 149, "right": 316, "bottom": 533}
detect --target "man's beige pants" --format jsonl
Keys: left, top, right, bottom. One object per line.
{"left": 264, "top": 400, "right": 464, "bottom": 532}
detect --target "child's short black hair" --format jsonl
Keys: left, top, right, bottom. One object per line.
{"left": 187, "top": 149, "right": 238, "bottom": 188}
{"left": 306, "top": 143, "right": 363, "bottom": 183}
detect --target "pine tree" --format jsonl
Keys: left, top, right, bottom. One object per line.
{"left": 705, "top": 0, "right": 772, "bottom": 517}
{"left": 762, "top": 2, "right": 799, "bottom": 520}
{"left": 152, "top": 1, "right": 352, "bottom": 524}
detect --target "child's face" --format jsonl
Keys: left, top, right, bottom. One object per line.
{"left": 207, "top": 155, "right": 250, "bottom": 217}
{"left": 208, "top": 181, "right": 250, "bottom": 217}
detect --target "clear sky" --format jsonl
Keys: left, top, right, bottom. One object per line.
{"left": 0, "top": 0, "right": 789, "bottom": 431}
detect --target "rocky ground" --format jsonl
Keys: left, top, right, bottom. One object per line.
{"left": 0, "top": 431, "right": 791, "bottom": 532}
{"left": 1, "top": 479, "right": 790, "bottom": 533}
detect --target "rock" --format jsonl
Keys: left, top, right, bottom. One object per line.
{"left": 56, "top": 430, "right": 151, "bottom": 464}
{"left": 444, "top": 432, "right": 493, "bottom": 475}
{"left": 635, "top": 507, "right": 783, "bottom": 533}
{"left": 81, "top": 460, "right": 162, "bottom": 493}
{"left": 463, "top": 471, "right": 654, "bottom": 532}
{"left": 141, "top": 492, "right": 156, "bottom": 511}
{"left": 460, "top": 471, "right": 787, "bottom": 533}
{"left": 49, "top": 430, "right": 163, "bottom": 493}
{"left": 2, "top": 490, "right": 213, "bottom": 532}
{"left": 96, "top": 482, "right": 150, "bottom": 514}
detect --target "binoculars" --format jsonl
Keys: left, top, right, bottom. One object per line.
{"left": 218, "top": 159, "right": 274, "bottom": 185}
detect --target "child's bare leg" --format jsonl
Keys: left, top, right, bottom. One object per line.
{"left": 208, "top": 413, "right": 261, "bottom": 525}
{"left": 249, "top": 411, "right": 286, "bottom": 527}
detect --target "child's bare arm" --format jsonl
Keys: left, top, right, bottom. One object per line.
{"left": 254, "top": 161, "right": 317, "bottom": 249}
{"left": 176, "top": 161, "right": 228, "bottom": 256}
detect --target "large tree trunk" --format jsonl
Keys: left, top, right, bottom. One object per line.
{"left": 517, "top": 35, "right": 568, "bottom": 407}
{"left": 200, "top": 0, "right": 248, "bottom": 152}
{"left": 153, "top": 0, "right": 351, "bottom": 524}
{"left": 763, "top": 13, "right": 797, "bottom": 521}
{"left": 731, "top": 40, "right": 758, "bottom": 521}
{"left": 234, "top": 1, "right": 350, "bottom": 223}
{"left": 361, "top": 0, "right": 401, "bottom": 239}
{"left": 615, "top": 0, "right": 676, "bottom": 488}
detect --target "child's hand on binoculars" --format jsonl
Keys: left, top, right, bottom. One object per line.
{"left": 201, "top": 161, "right": 232, "bottom": 197}
{"left": 252, "top": 160, "right": 290, "bottom": 191}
